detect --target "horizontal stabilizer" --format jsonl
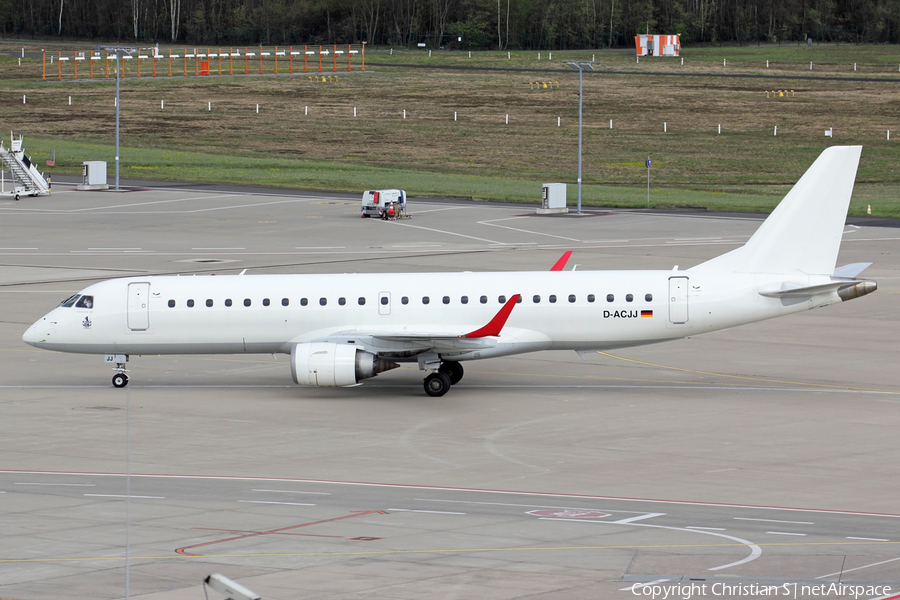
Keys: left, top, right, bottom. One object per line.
{"left": 759, "top": 279, "right": 876, "bottom": 300}
{"left": 833, "top": 262, "right": 872, "bottom": 278}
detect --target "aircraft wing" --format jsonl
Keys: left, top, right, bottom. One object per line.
{"left": 304, "top": 294, "right": 522, "bottom": 351}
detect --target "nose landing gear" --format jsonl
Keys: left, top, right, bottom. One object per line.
{"left": 106, "top": 354, "right": 130, "bottom": 388}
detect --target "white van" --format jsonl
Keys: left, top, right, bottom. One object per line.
{"left": 361, "top": 189, "right": 407, "bottom": 218}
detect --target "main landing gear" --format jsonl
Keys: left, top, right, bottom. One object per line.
{"left": 423, "top": 362, "right": 464, "bottom": 397}
{"left": 112, "top": 372, "right": 129, "bottom": 388}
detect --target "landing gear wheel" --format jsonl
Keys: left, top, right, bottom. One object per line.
{"left": 424, "top": 372, "right": 451, "bottom": 397}
{"left": 15, "top": 194, "right": 20, "bottom": 201}
{"left": 439, "top": 362, "right": 464, "bottom": 385}
{"left": 112, "top": 373, "right": 129, "bottom": 388}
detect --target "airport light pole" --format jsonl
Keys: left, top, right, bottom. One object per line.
{"left": 567, "top": 61, "right": 593, "bottom": 215}
{"left": 104, "top": 46, "right": 136, "bottom": 191}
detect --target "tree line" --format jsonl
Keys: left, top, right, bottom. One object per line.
{"left": 3, "top": 0, "right": 899, "bottom": 49}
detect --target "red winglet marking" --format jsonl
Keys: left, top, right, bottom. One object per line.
{"left": 463, "top": 294, "right": 520, "bottom": 338}
{"left": 550, "top": 251, "right": 572, "bottom": 271}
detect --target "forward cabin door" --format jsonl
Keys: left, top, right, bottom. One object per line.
{"left": 127, "top": 282, "right": 150, "bottom": 330}
{"left": 668, "top": 276, "right": 689, "bottom": 324}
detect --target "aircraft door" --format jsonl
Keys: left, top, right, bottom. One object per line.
{"left": 127, "top": 282, "right": 150, "bottom": 330}
{"left": 378, "top": 291, "right": 391, "bottom": 315}
{"left": 668, "top": 276, "right": 689, "bottom": 324}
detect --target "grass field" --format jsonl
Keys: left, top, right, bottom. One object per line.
{"left": 1, "top": 41, "right": 898, "bottom": 215}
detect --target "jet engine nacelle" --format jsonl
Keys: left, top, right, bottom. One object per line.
{"left": 290, "top": 343, "right": 399, "bottom": 387}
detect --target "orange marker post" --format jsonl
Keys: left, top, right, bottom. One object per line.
{"left": 244, "top": 47, "right": 248, "bottom": 74}
{"left": 42, "top": 51, "right": 46, "bottom": 80}
{"left": 333, "top": 45, "right": 337, "bottom": 72}
{"left": 106, "top": 54, "right": 110, "bottom": 78}
{"left": 289, "top": 46, "right": 293, "bottom": 73}
{"left": 73, "top": 53, "right": 78, "bottom": 79}
{"left": 90, "top": 55, "right": 94, "bottom": 78}
{"left": 348, "top": 45, "right": 352, "bottom": 71}
{"left": 304, "top": 46, "right": 308, "bottom": 73}
{"left": 318, "top": 45, "right": 322, "bottom": 72}
{"left": 183, "top": 50, "right": 188, "bottom": 76}
{"left": 168, "top": 51, "right": 172, "bottom": 77}
{"left": 153, "top": 54, "right": 157, "bottom": 77}
{"left": 229, "top": 48, "right": 233, "bottom": 75}
{"left": 137, "top": 55, "right": 141, "bottom": 77}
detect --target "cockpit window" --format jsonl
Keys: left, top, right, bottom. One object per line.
{"left": 60, "top": 294, "right": 80, "bottom": 307}
{"left": 75, "top": 295, "right": 94, "bottom": 309}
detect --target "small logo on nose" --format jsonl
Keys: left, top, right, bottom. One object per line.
{"left": 83, "top": 317, "right": 92, "bottom": 329}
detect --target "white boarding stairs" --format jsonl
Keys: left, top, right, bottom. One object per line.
{"left": 0, "top": 135, "right": 50, "bottom": 200}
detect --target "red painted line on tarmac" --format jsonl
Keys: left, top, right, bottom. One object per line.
{"left": 191, "top": 527, "right": 343, "bottom": 539}
{"left": 4, "top": 470, "right": 900, "bottom": 519}
{"left": 175, "top": 510, "right": 385, "bottom": 556}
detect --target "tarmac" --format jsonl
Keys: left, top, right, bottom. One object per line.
{"left": 1, "top": 181, "right": 898, "bottom": 599}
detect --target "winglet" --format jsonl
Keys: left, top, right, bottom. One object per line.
{"left": 462, "top": 294, "right": 521, "bottom": 338}
{"left": 550, "top": 251, "right": 573, "bottom": 271}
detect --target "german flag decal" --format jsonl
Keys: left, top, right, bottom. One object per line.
{"left": 641, "top": 310, "right": 653, "bottom": 318}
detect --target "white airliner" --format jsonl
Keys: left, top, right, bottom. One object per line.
{"left": 23, "top": 146, "right": 877, "bottom": 396}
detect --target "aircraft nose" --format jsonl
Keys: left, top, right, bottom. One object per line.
{"left": 23, "top": 318, "right": 48, "bottom": 347}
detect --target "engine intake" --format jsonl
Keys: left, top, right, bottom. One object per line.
{"left": 291, "top": 343, "right": 399, "bottom": 387}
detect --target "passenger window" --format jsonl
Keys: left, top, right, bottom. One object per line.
{"left": 645, "top": 293, "right": 653, "bottom": 302}
{"left": 533, "top": 295, "right": 540, "bottom": 303}
{"left": 263, "top": 298, "right": 270, "bottom": 306}
{"left": 244, "top": 298, "right": 251, "bottom": 307}
{"left": 187, "top": 299, "right": 195, "bottom": 308}
{"left": 461, "top": 296, "right": 468, "bottom": 304}
{"left": 422, "top": 296, "right": 430, "bottom": 305}
{"left": 225, "top": 299, "right": 233, "bottom": 307}
{"left": 626, "top": 294, "right": 634, "bottom": 302}
{"left": 401, "top": 296, "right": 409, "bottom": 305}
{"left": 568, "top": 294, "right": 576, "bottom": 303}
{"left": 168, "top": 299, "right": 175, "bottom": 308}
{"left": 516, "top": 296, "right": 522, "bottom": 303}
{"left": 282, "top": 298, "right": 289, "bottom": 306}
{"left": 300, "top": 298, "right": 308, "bottom": 306}
{"left": 75, "top": 295, "right": 94, "bottom": 309}
{"left": 498, "top": 295, "right": 506, "bottom": 303}
{"left": 319, "top": 298, "right": 327, "bottom": 306}
{"left": 339, "top": 297, "right": 346, "bottom": 306}
{"left": 480, "top": 296, "right": 487, "bottom": 304}
{"left": 443, "top": 296, "right": 450, "bottom": 304}
{"left": 549, "top": 295, "right": 557, "bottom": 303}
{"left": 360, "top": 297, "right": 367, "bottom": 306}
{"left": 607, "top": 294, "right": 614, "bottom": 302}
{"left": 587, "top": 294, "right": 595, "bottom": 303}
{"left": 206, "top": 299, "right": 213, "bottom": 307}
{"left": 380, "top": 297, "right": 388, "bottom": 305}
{"left": 60, "top": 294, "right": 80, "bottom": 307}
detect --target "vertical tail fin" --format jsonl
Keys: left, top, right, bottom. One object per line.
{"left": 691, "top": 146, "right": 862, "bottom": 276}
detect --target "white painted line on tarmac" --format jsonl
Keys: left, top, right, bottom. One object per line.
{"left": 815, "top": 555, "right": 900, "bottom": 580}
{"left": 388, "top": 221, "right": 503, "bottom": 244}
{"left": 766, "top": 531, "right": 807, "bottom": 536}
{"left": 15, "top": 482, "right": 95, "bottom": 486}
{"left": 846, "top": 536, "right": 889, "bottom": 541}
{"left": 620, "top": 579, "right": 671, "bottom": 591}
{"left": 611, "top": 513, "right": 666, "bottom": 524}
{"left": 192, "top": 247, "right": 245, "bottom": 250}
{"left": 294, "top": 246, "right": 346, "bottom": 249}
{"left": 239, "top": 500, "right": 315, "bottom": 506}
{"left": 414, "top": 498, "right": 633, "bottom": 513}
{"left": 478, "top": 219, "right": 583, "bottom": 242}
{"left": 251, "top": 489, "right": 330, "bottom": 495}
{"left": 686, "top": 526, "right": 726, "bottom": 531}
{"left": 0, "top": 247, "right": 38, "bottom": 249}
{"left": 84, "top": 494, "right": 164, "bottom": 499}
{"left": 735, "top": 517, "right": 814, "bottom": 524}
